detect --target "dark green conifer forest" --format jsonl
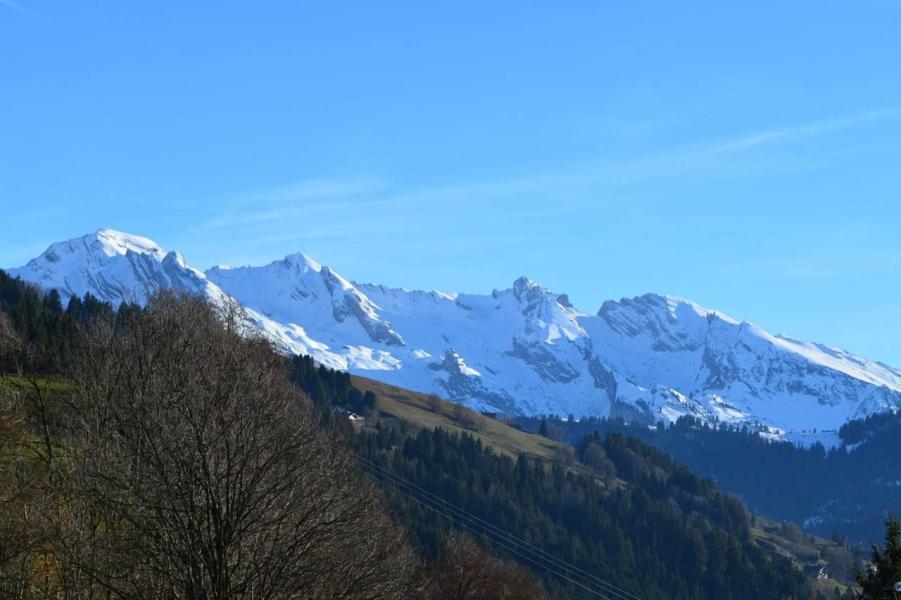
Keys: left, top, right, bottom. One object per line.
{"left": 515, "top": 412, "right": 901, "bottom": 545}
{"left": 290, "top": 353, "right": 816, "bottom": 600}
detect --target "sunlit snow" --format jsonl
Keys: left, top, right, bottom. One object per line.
{"left": 10, "top": 229, "right": 901, "bottom": 446}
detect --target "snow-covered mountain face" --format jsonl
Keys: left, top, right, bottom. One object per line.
{"left": 9, "top": 229, "right": 901, "bottom": 441}
{"left": 8, "top": 229, "right": 227, "bottom": 306}
{"left": 585, "top": 294, "right": 901, "bottom": 437}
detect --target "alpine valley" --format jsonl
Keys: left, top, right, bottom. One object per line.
{"left": 10, "top": 228, "right": 901, "bottom": 443}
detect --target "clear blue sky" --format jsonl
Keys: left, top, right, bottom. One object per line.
{"left": 1, "top": 1, "right": 899, "bottom": 365}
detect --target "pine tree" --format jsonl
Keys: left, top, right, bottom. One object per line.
{"left": 856, "top": 516, "right": 901, "bottom": 599}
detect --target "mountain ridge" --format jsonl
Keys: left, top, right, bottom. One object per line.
{"left": 8, "top": 228, "right": 901, "bottom": 442}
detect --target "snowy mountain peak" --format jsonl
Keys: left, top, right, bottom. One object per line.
{"left": 512, "top": 275, "right": 542, "bottom": 295}
{"left": 7, "top": 229, "right": 901, "bottom": 442}
{"left": 94, "top": 228, "right": 167, "bottom": 259}
{"left": 507, "top": 277, "right": 578, "bottom": 315}
{"left": 597, "top": 293, "right": 743, "bottom": 352}
{"left": 600, "top": 293, "right": 737, "bottom": 325}
{"left": 7, "top": 229, "right": 219, "bottom": 305}
{"left": 25, "top": 229, "right": 165, "bottom": 272}
{"left": 206, "top": 252, "right": 405, "bottom": 350}
{"left": 163, "top": 250, "right": 189, "bottom": 269}
{"left": 281, "top": 252, "right": 323, "bottom": 273}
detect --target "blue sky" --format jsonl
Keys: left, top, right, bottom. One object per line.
{"left": 1, "top": 1, "right": 900, "bottom": 365}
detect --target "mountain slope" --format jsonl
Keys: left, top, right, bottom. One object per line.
{"left": 207, "top": 254, "right": 405, "bottom": 371}
{"left": 9, "top": 229, "right": 225, "bottom": 306}
{"left": 9, "top": 228, "right": 901, "bottom": 439}
{"left": 585, "top": 293, "right": 901, "bottom": 436}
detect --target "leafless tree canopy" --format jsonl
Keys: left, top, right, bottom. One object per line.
{"left": 1, "top": 294, "right": 554, "bottom": 600}
{"left": 53, "top": 293, "right": 417, "bottom": 599}
{"left": 425, "top": 536, "right": 548, "bottom": 600}
{"left": 2, "top": 321, "right": 59, "bottom": 599}
{"left": 0, "top": 311, "right": 20, "bottom": 369}
{"left": 0, "top": 386, "right": 29, "bottom": 593}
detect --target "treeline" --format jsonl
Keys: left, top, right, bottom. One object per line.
{"left": 518, "top": 413, "right": 901, "bottom": 544}
{"left": 287, "top": 353, "right": 816, "bottom": 599}
{"left": 837, "top": 410, "right": 901, "bottom": 446}
{"left": 289, "top": 353, "right": 376, "bottom": 416}
{"left": 0, "top": 269, "right": 135, "bottom": 372}
{"left": 0, "top": 273, "right": 547, "bottom": 599}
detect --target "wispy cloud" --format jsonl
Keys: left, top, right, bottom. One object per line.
{"left": 192, "top": 179, "right": 386, "bottom": 232}
{"left": 190, "top": 106, "right": 901, "bottom": 251}
{"left": 398, "top": 106, "right": 901, "bottom": 197}
{"left": 583, "top": 106, "right": 901, "bottom": 187}
{"left": 693, "top": 107, "right": 900, "bottom": 156}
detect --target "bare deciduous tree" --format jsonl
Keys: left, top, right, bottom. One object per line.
{"left": 0, "top": 385, "right": 29, "bottom": 597}
{"left": 55, "top": 293, "right": 418, "bottom": 599}
{"left": 0, "top": 357, "right": 58, "bottom": 600}
{"left": 425, "top": 535, "right": 548, "bottom": 600}
{"left": 0, "top": 311, "right": 17, "bottom": 360}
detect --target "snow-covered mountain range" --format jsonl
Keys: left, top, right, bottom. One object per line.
{"left": 9, "top": 229, "right": 901, "bottom": 440}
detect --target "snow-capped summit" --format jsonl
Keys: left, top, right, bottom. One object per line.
{"left": 7, "top": 229, "right": 901, "bottom": 441}
{"left": 276, "top": 252, "right": 323, "bottom": 273}
{"left": 206, "top": 252, "right": 406, "bottom": 360}
{"left": 9, "top": 229, "right": 219, "bottom": 305}
{"left": 93, "top": 228, "right": 168, "bottom": 259}
{"left": 506, "top": 276, "right": 588, "bottom": 343}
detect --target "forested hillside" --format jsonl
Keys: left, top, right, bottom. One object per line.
{"left": 0, "top": 269, "right": 849, "bottom": 599}
{"left": 515, "top": 413, "right": 901, "bottom": 544}
{"left": 290, "top": 353, "right": 836, "bottom": 599}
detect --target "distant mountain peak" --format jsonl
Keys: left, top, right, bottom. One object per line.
{"left": 280, "top": 252, "right": 323, "bottom": 272}
{"left": 24, "top": 228, "right": 166, "bottom": 271}
{"left": 93, "top": 228, "right": 166, "bottom": 259}
{"left": 512, "top": 275, "right": 540, "bottom": 291}
{"left": 205, "top": 250, "right": 405, "bottom": 349}
{"left": 9, "top": 229, "right": 216, "bottom": 306}
{"left": 598, "top": 293, "right": 741, "bottom": 333}
{"left": 8, "top": 229, "right": 901, "bottom": 442}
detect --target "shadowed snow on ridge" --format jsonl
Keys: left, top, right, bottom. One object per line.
{"left": 206, "top": 252, "right": 406, "bottom": 367}
{"left": 8, "top": 229, "right": 901, "bottom": 442}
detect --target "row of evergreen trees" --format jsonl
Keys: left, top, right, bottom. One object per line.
{"left": 352, "top": 425, "right": 813, "bottom": 599}
{"left": 0, "top": 269, "right": 125, "bottom": 371}
{"left": 517, "top": 413, "right": 901, "bottom": 545}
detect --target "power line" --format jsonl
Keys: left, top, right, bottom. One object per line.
{"left": 357, "top": 454, "right": 640, "bottom": 600}
{"left": 355, "top": 453, "right": 642, "bottom": 600}
{"left": 364, "top": 461, "right": 619, "bottom": 600}
{"left": 373, "top": 472, "right": 619, "bottom": 600}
